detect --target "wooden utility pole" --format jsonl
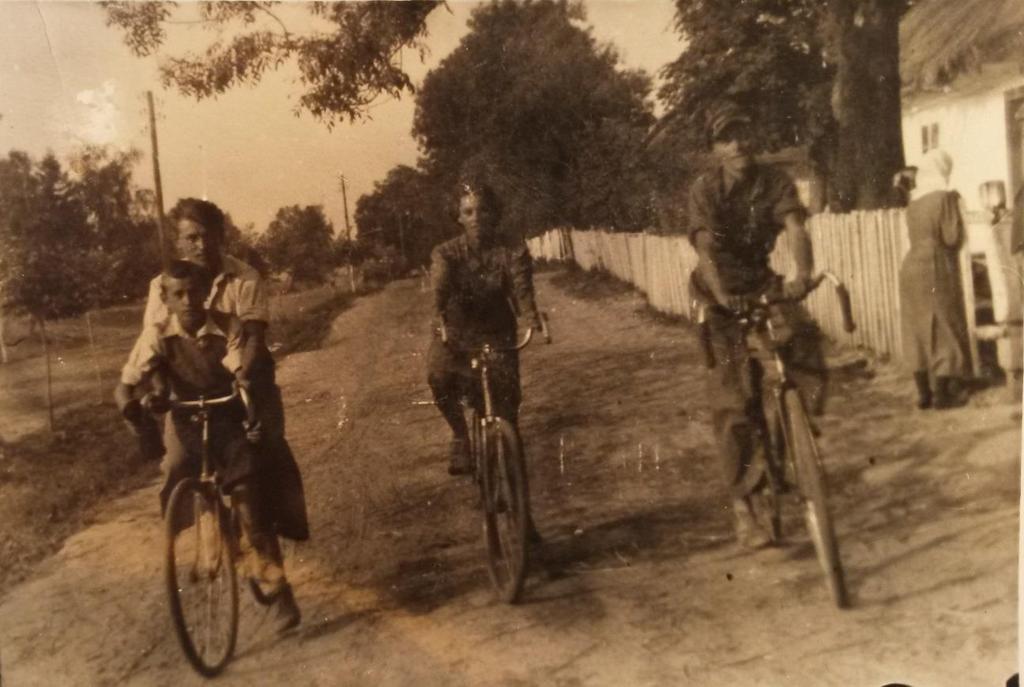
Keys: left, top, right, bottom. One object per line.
{"left": 338, "top": 173, "right": 353, "bottom": 241}
{"left": 147, "top": 91, "right": 168, "bottom": 268}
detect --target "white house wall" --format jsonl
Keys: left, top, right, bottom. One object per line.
{"left": 901, "top": 75, "right": 1024, "bottom": 212}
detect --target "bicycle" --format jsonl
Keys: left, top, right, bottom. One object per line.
{"left": 441, "top": 317, "right": 551, "bottom": 603}
{"left": 725, "top": 271, "right": 856, "bottom": 608}
{"left": 162, "top": 384, "right": 271, "bottom": 677}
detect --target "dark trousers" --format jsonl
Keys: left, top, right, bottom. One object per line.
{"left": 701, "top": 302, "right": 828, "bottom": 498}
{"left": 426, "top": 335, "right": 521, "bottom": 438}
{"left": 157, "top": 359, "right": 309, "bottom": 543}
{"left": 248, "top": 361, "right": 310, "bottom": 542}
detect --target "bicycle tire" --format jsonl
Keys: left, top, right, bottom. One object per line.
{"left": 753, "top": 396, "right": 785, "bottom": 543}
{"left": 165, "top": 478, "right": 239, "bottom": 677}
{"left": 480, "top": 417, "right": 529, "bottom": 603}
{"left": 469, "top": 408, "right": 482, "bottom": 480}
{"left": 783, "top": 390, "right": 849, "bottom": 608}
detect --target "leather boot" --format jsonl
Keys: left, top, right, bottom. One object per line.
{"left": 447, "top": 437, "right": 472, "bottom": 475}
{"left": 913, "top": 371, "right": 932, "bottom": 410}
{"left": 934, "top": 376, "right": 968, "bottom": 410}
{"left": 272, "top": 582, "right": 301, "bottom": 634}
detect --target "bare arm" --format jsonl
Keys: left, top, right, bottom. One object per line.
{"left": 510, "top": 246, "right": 542, "bottom": 326}
{"left": 783, "top": 211, "right": 814, "bottom": 282}
{"left": 239, "top": 320, "right": 267, "bottom": 381}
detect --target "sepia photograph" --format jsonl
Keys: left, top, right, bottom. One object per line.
{"left": 0, "top": 1, "right": 1020, "bottom": 685}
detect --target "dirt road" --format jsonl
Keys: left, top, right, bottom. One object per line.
{"left": 1, "top": 273, "right": 1017, "bottom": 686}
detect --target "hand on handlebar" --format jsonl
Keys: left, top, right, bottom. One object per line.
{"left": 244, "top": 418, "right": 263, "bottom": 444}
{"left": 781, "top": 275, "right": 814, "bottom": 301}
{"left": 140, "top": 391, "right": 170, "bottom": 415}
{"left": 717, "top": 294, "right": 755, "bottom": 317}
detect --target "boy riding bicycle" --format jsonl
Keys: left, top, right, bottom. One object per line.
{"left": 115, "top": 260, "right": 301, "bottom": 633}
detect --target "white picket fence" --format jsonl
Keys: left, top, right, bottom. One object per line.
{"left": 529, "top": 212, "right": 1023, "bottom": 374}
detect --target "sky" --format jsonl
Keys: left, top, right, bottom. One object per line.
{"left": 0, "top": 1, "right": 683, "bottom": 235}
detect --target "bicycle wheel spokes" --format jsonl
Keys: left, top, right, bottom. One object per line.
{"left": 481, "top": 419, "right": 529, "bottom": 604}
{"left": 166, "top": 479, "right": 239, "bottom": 677}
{"left": 784, "top": 390, "right": 849, "bottom": 609}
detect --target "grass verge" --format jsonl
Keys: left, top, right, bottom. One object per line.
{"left": 0, "top": 285, "right": 359, "bottom": 596}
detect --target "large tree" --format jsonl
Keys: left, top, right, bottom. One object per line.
{"left": 101, "top": 1, "right": 440, "bottom": 126}
{"left": 823, "top": 0, "right": 910, "bottom": 210}
{"left": 260, "top": 204, "right": 335, "bottom": 282}
{"left": 68, "top": 146, "right": 161, "bottom": 304}
{"left": 354, "top": 164, "right": 448, "bottom": 268}
{"left": 0, "top": 152, "right": 100, "bottom": 429}
{"left": 661, "top": 0, "right": 912, "bottom": 211}
{"left": 413, "top": 0, "right": 657, "bottom": 233}
{"left": 0, "top": 153, "right": 96, "bottom": 322}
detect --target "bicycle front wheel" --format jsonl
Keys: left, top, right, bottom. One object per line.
{"left": 784, "top": 390, "right": 849, "bottom": 609}
{"left": 165, "top": 478, "right": 239, "bottom": 677}
{"left": 480, "top": 418, "right": 529, "bottom": 603}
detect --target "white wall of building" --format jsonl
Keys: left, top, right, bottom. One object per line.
{"left": 902, "top": 72, "right": 1024, "bottom": 212}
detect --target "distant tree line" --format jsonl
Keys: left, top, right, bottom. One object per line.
{"left": 0, "top": 147, "right": 160, "bottom": 325}
{"left": 104, "top": 0, "right": 915, "bottom": 262}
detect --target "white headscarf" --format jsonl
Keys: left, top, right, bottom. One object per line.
{"left": 912, "top": 148, "right": 953, "bottom": 199}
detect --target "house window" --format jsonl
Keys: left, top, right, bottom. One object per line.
{"left": 922, "top": 123, "right": 940, "bottom": 153}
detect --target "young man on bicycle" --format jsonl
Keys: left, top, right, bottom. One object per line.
{"left": 116, "top": 260, "right": 301, "bottom": 633}
{"left": 427, "top": 178, "right": 544, "bottom": 478}
{"left": 687, "top": 101, "right": 828, "bottom": 549}
{"left": 142, "top": 198, "right": 310, "bottom": 545}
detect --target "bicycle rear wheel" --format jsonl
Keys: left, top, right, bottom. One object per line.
{"left": 480, "top": 417, "right": 529, "bottom": 603}
{"left": 165, "top": 478, "right": 239, "bottom": 676}
{"left": 784, "top": 390, "right": 849, "bottom": 608}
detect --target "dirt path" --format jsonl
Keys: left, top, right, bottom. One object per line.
{"left": 1, "top": 273, "right": 1017, "bottom": 686}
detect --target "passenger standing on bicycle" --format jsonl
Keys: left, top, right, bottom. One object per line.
{"left": 427, "top": 177, "right": 544, "bottom": 476}
{"left": 116, "top": 260, "right": 301, "bottom": 633}
{"left": 688, "top": 101, "right": 828, "bottom": 549}
{"left": 141, "top": 199, "right": 309, "bottom": 543}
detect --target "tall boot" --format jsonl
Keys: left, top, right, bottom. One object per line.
{"left": 913, "top": 371, "right": 932, "bottom": 410}
{"left": 934, "top": 376, "right": 969, "bottom": 410}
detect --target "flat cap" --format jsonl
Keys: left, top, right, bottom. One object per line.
{"left": 706, "top": 101, "right": 752, "bottom": 141}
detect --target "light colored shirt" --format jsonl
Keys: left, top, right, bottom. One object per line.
{"left": 121, "top": 312, "right": 242, "bottom": 388}
{"left": 142, "top": 254, "right": 269, "bottom": 328}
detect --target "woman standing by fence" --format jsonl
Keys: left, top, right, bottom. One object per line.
{"left": 899, "top": 148, "right": 971, "bottom": 410}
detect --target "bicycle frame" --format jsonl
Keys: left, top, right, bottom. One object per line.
{"left": 737, "top": 273, "right": 851, "bottom": 482}
{"left": 473, "top": 329, "right": 534, "bottom": 421}
{"left": 170, "top": 386, "right": 254, "bottom": 486}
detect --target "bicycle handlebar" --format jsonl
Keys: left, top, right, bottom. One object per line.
{"left": 439, "top": 312, "right": 552, "bottom": 351}
{"left": 167, "top": 384, "right": 256, "bottom": 419}
{"left": 741, "top": 271, "right": 856, "bottom": 334}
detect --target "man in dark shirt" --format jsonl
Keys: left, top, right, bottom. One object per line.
{"left": 427, "top": 180, "right": 543, "bottom": 477}
{"left": 688, "top": 101, "right": 827, "bottom": 549}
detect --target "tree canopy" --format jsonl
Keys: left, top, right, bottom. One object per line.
{"left": 0, "top": 152, "right": 92, "bottom": 321}
{"left": 260, "top": 204, "right": 335, "bottom": 282}
{"left": 68, "top": 146, "right": 162, "bottom": 304}
{"left": 101, "top": 1, "right": 440, "bottom": 126}
{"left": 413, "top": 0, "right": 658, "bottom": 233}
{"left": 354, "top": 164, "right": 448, "bottom": 268}
{"left": 0, "top": 148, "right": 161, "bottom": 320}
{"left": 661, "top": 0, "right": 913, "bottom": 211}
{"left": 660, "top": 0, "right": 832, "bottom": 157}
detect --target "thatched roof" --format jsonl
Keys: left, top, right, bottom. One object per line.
{"left": 901, "top": 0, "right": 1024, "bottom": 91}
